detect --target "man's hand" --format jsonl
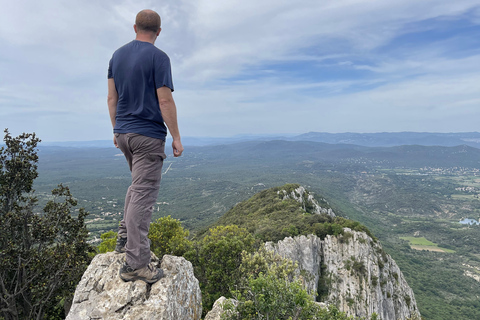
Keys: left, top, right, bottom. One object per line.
{"left": 113, "top": 135, "right": 118, "bottom": 148}
{"left": 172, "top": 139, "right": 183, "bottom": 157}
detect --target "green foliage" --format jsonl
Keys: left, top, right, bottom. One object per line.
{"left": 148, "top": 215, "right": 192, "bottom": 258}
{"left": 97, "top": 230, "right": 117, "bottom": 253}
{"left": 185, "top": 225, "right": 256, "bottom": 314}
{"left": 209, "top": 184, "right": 375, "bottom": 243}
{"left": 405, "top": 295, "right": 412, "bottom": 308}
{"left": 0, "top": 130, "right": 40, "bottom": 214}
{"left": 238, "top": 249, "right": 298, "bottom": 282}
{"left": 352, "top": 260, "right": 366, "bottom": 276}
{"left": 224, "top": 272, "right": 324, "bottom": 320}
{"left": 96, "top": 216, "right": 192, "bottom": 257}
{"left": 0, "top": 130, "right": 94, "bottom": 320}
{"left": 223, "top": 249, "right": 384, "bottom": 320}
{"left": 223, "top": 250, "right": 356, "bottom": 320}
{"left": 392, "top": 272, "right": 399, "bottom": 282}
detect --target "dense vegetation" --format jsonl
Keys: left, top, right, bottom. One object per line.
{"left": 0, "top": 130, "right": 93, "bottom": 320}
{"left": 209, "top": 183, "right": 375, "bottom": 242}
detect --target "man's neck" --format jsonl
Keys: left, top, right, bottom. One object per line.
{"left": 135, "top": 34, "right": 156, "bottom": 44}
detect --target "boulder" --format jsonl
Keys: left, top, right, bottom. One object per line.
{"left": 204, "top": 296, "right": 238, "bottom": 320}
{"left": 66, "top": 252, "right": 202, "bottom": 320}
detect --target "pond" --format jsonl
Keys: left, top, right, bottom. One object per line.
{"left": 459, "top": 218, "right": 480, "bottom": 225}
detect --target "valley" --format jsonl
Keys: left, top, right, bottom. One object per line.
{"left": 33, "top": 139, "right": 480, "bottom": 320}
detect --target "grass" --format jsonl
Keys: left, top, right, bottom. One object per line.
{"left": 400, "top": 236, "right": 455, "bottom": 253}
{"left": 451, "top": 194, "right": 477, "bottom": 200}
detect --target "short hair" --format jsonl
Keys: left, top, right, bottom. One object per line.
{"left": 135, "top": 10, "right": 161, "bottom": 33}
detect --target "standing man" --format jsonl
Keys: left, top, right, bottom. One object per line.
{"left": 107, "top": 9, "right": 183, "bottom": 284}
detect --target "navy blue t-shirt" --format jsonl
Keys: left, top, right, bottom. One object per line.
{"left": 108, "top": 40, "right": 174, "bottom": 140}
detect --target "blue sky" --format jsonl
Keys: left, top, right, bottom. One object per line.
{"left": 1, "top": 0, "right": 479, "bottom": 142}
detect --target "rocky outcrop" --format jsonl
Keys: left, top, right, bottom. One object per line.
{"left": 265, "top": 234, "right": 323, "bottom": 294}
{"left": 66, "top": 252, "right": 202, "bottom": 320}
{"left": 265, "top": 230, "right": 420, "bottom": 320}
{"left": 278, "top": 185, "right": 336, "bottom": 217}
{"left": 204, "top": 296, "right": 237, "bottom": 320}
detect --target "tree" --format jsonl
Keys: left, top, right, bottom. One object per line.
{"left": 0, "top": 129, "right": 94, "bottom": 320}
{"left": 185, "top": 225, "right": 257, "bottom": 314}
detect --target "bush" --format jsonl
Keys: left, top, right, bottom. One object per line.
{"left": 148, "top": 215, "right": 192, "bottom": 258}
{"left": 223, "top": 250, "right": 356, "bottom": 320}
{"left": 97, "top": 230, "right": 117, "bottom": 253}
{"left": 185, "top": 225, "right": 256, "bottom": 314}
{"left": 97, "top": 216, "right": 192, "bottom": 258}
{"left": 224, "top": 272, "right": 321, "bottom": 320}
{"left": 222, "top": 247, "right": 385, "bottom": 320}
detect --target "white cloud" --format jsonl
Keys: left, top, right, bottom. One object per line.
{"left": 0, "top": 0, "right": 479, "bottom": 140}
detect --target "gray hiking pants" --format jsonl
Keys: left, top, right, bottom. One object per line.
{"left": 115, "top": 133, "right": 166, "bottom": 270}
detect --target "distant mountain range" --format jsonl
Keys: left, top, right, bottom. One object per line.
{"left": 34, "top": 132, "right": 480, "bottom": 149}
{"left": 289, "top": 132, "right": 480, "bottom": 148}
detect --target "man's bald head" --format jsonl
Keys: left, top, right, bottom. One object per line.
{"left": 135, "top": 9, "right": 161, "bottom": 34}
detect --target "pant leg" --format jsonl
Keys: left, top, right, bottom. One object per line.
{"left": 115, "top": 133, "right": 133, "bottom": 239}
{"left": 116, "top": 133, "right": 166, "bottom": 269}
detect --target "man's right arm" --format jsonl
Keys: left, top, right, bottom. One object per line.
{"left": 157, "top": 86, "right": 183, "bottom": 157}
{"left": 107, "top": 78, "right": 119, "bottom": 147}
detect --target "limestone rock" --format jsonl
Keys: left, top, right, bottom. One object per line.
{"left": 265, "top": 230, "right": 420, "bottom": 320}
{"left": 278, "top": 185, "right": 336, "bottom": 217}
{"left": 66, "top": 252, "right": 202, "bottom": 320}
{"left": 204, "top": 296, "right": 238, "bottom": 320}
{"left": 265, "top": 234, "right": 323, "bottom": 294}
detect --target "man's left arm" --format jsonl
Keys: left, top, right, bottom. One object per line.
{"left": 157, "top": 86, "right": 183, "bottom": 157}
{"left": 107, "top": 78, "right": 119, "bottom": 148}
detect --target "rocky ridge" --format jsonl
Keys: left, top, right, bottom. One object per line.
{"left": 278, "top": 185, "right": 336, "bottom": 217}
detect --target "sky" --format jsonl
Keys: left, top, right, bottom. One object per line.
{"left": 1, "top": 0, "right": 480, "bottom": 142}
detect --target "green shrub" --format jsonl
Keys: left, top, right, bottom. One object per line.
{"left": 238, "top": 248, "right": 298, "bottom": 284}
{"left": 148, "top": 215, "right": 192, "bottom": 258}
{"left": 221, "top": 249, "right": 365, "bottom": 320}
{"left": 185, "top": 225, "right": 256, "bottom": 314}
{"left": 224, "top": 272, "right": 319, "bottom": 320}
{"left": 352, "top": 260, "right": 366, "bottom": 275}
{"left": 97, "top": 216, "right": 191, "bottom": 258}
{"left": 392, "top": 272, "right": 399, "bottom": 282}
{"left": 97, "top": 230, "right": 117, "bottom": 253}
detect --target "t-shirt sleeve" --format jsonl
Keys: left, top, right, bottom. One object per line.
{"left": 154, "top": 53, "right": 174, "bottom": 92}
{"left": 107, "top": 58, "right": 113, "bottom": 79}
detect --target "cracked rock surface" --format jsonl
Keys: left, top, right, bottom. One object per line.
{"left": 265, "top": 230, "right": 420, "bottom": 320}
{"left": 66, "top": 252, "right": 202, "bottom": 320}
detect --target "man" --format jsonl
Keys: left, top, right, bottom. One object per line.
{"left": 107, "top": 9, "right": 183, "bottom": 284}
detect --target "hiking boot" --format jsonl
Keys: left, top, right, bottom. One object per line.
{"left": 119, "top": 262, "right": 164, "bottom": 284}
{"left": 115, "top": 236, "right": 127, "bottom": 253}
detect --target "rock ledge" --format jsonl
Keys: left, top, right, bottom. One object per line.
{"left": 66, "top": 252, "right": 202, "bottom": 320}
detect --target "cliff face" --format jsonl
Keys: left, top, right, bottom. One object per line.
{"left": 265, "top": 230, "right": 420, "bottom": 320}
{"left": 66, "top": 252, "right": 202, "bottom": 320}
